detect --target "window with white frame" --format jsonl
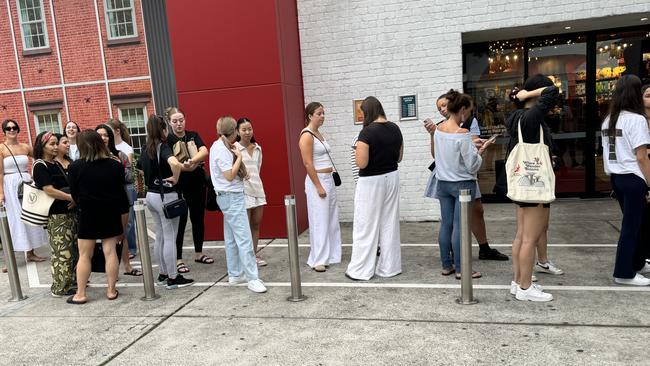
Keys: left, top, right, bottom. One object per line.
{"left": 17, "top": 0, "right": 49, "bottom": 50}
{"left": 104, "top": 0, "right": 137, "bottom": 40}
{"left": 34, "top": 110, "right": 62, "bottom": 134}
{"left": 118, "top": 105, "right": 147, "bottom": 155}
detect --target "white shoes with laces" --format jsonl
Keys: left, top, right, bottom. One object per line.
{"left": 614, "top": 273, "right": 650, "bottom": 286}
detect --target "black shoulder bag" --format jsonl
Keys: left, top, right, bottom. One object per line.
{"left": 157, "top": 145, "right": 188, "bottom": 219}
{"left": 301, "top": 129, "right": 341, "bottom": 186}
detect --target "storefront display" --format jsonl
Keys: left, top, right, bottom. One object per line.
{"left": 463, "top": 27, "right": 650, "bottom": 198}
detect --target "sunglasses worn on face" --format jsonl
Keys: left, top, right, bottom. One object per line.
{"left": 4, "top": 126, "right": 18, "bottom": 131}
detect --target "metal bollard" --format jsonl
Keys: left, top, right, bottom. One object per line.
{"left": 0, "top": 203, "right": 26, "bottom": 301}
{"left": 284, "top": 195, "right": 306, "bottom": 302}
{"left": 456, "top": 189, "right": 478, "bottom": 305}
{"left": 134, "top": 199, "right": 159, "bottom": 301}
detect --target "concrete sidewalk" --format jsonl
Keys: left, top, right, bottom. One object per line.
{"left": 1, "top": 198, "right": 647, "bottom": 365}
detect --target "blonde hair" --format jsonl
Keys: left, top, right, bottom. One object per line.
{"left": 165, "top": 106, "right": 184, "bottom": 121}
{"left": 216, "top": 116, "right": 237, "bottom": 137}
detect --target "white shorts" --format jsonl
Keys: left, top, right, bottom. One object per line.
{"left": 245, "top": 195, "right": 267, "bottom": 209}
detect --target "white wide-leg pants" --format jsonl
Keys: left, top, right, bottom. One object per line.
{"left": 347, "top": 170, "right": 401, "bottom": 280}
{"left": 305, "top": 173, "right": 342, "bottom": 267}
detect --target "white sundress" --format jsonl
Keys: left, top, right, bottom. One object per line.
{"left": 2, "top": 155, "right": 48, "bottom": 251}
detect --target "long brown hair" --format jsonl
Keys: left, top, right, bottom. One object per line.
{"left": 106, "top": 118, "right": 131, "bottom": 145}
{"left": 145, "top": 115, "right": 168, "bottom": 159}
{"left": 360, "top": 96, "right": 386, "bottom": 127}
{"left": 77, "top": 130, "right": 111, "bottom": 161}
{"left": 607, "top": 75, "right": 645, "bottom": 138}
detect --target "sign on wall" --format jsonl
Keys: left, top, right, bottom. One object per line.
{"left": 353, "top": 99, "right": 364, "bottom": 125}
{"left": 399, "top": 94, "right": 417, "bottom": 121}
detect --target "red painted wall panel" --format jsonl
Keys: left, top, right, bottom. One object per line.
{"left": 167, "top": 0, "right": 306, "bottom": 240}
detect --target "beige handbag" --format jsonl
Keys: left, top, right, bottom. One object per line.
{"left": 173, "top": 140, "right": 189, "bottom": 163}
{"left": 187, "top": 140, "right": 198, "bottom": 158}
{"left": 505, "top": 120, "right": 555, "bottom": 204}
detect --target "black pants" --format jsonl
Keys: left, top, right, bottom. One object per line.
{"left": 176, "top": 178, "right": 206, "bottom": 259}
{"left": 642, "top": 203, "right": 650, "bottom": 261}
{"left": 611, "top": 174, "right": 648, "bottom": 278}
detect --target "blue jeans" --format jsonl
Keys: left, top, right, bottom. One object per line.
{"left": 216, "top": 191, "right": 258, "bottom": 281}
{"left": 436, "top": 180, "right": 476, "bottom": 271}
{"left": 126, "top": 184, "right": 137, "bottom": 254}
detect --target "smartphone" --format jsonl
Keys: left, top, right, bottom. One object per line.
{"left": 486, "top": 134, "right": 499, "bottom": 144}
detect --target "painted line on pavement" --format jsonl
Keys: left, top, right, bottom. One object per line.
{"left": 185, "top": 243, "right": 617, "bottom": 250}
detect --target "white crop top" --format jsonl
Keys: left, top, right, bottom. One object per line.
{"left": 302, "top": 128, "right": 332, "bottom": 170}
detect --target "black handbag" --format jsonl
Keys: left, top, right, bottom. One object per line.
{"left": 91, "top": 241, "right": 124, "bottom": 273}
{"left": 156, "top": 145, "right": 187, "bottom": 219}
{"left": 301, "top": 129, "right": 341, "bottom": 186}
{"left": 204, "top": 172, "right": 221, "bottom": 211}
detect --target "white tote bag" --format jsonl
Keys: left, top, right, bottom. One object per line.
{"left": 505, "top": 120, "right": 556, "bottom": 204}
{"left": 20, "top": 160, "right": 55, "bottom": 226}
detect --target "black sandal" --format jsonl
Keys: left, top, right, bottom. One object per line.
{"left": 177, "top": 262, "right": 190, "bottom": 273}
{"left": 123, "top": 269, "right": 143, "bottom": 276}
{"left": 194, "top": 255, "right": 214, "bottom": 264}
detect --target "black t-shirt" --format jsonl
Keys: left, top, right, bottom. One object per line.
{"left": 33, "top": 160, "right": 73, "bottom": 215}
{"left": 357, "top": 121, "right": 403, "bottom": 177}
{"left": 506, "top": 86, "right": 559, "bottom": 155}
{"left": 167, "top": 130, "right": 206, "bottom": 186}
{"left": 136, "top": 143, "right": 177, "bottom": 192}
{"left": 68, "top": 158, "right": 129, "bottom": 216}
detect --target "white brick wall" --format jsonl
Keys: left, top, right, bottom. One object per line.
{"left": 297, "top": 0, "right": 650, "bottom": 222}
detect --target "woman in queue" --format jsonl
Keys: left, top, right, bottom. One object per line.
{"left": 434, "top": 90, "right": 491, "bottom": 280}
{"left": 106, "top": 118, "right": 138, "bottom": 259}
{"left": 298, "top": 103, "right": 342, "bottom": 272}
{"left": 95, "top": 124, "right": 141, "bottom": 277}
{"left": 32, "top": 131, "right": 77, "bottom": 298}
{"left": 165, "top": 107, "right": 212, "bottom": 273}
{"left": 506, "top": 74, "right": 559, "bottom": 301}
{"left": 67, "top": 130, "right": 130, "bottom": 304}
{"left": 65, "top": 121, "right": 81, "bottom": 161}
{"left": 136, "top": 115, "right": 193, "bottom": 289}
{"left": 0, "top": 120, "right": 48, "bottom": 272}
{"left": 345, "top": 96, "right": 403, "bottom": 280}
{"left": 235, "top": 117, "right": 268, "bottom": 267}
{"left": 601, "top": 75, "right": 650, "bottom": 285}
{"left": 209, "top": 116, "right": 266, "bottom": 293}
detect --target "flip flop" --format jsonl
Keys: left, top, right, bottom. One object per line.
{"left": 123, "top": 269, "right": 143, "bottom": 276}
{"left": 441, "top": 268, "right": 456, "bottom": 276}
{"left": 107, "top": 290, "right": 119, "bottom": 300}
{"left": 66, "top": 296, "right": 87, "bottom": 305}
{"left": 26, "top": 256, "right": 46, "bottom": 262}
{"left": 455, "top": 271, "right": 482, "bottom": 280}
{"left": 128, "top": 253, "right": 137, "bottom": 260}
{"left": 194, "top": 255, "right": 214, "bottom": 264}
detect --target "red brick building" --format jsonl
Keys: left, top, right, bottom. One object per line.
{"left": 0, "top": 0, "right": 154, "bottom": 152}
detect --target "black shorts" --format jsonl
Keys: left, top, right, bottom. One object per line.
{"left": 515, "top": 202, "right": 551, "bottom": 208}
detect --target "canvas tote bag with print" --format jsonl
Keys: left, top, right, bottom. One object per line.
{"left": 505, "top": 120, "right": 555, "bottom": 204}
{"left": 21, "top": 160, "right": 55, "bottom": 226}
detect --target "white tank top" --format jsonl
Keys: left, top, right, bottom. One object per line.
{"left": 302, "top": 128, "right": 332, "bottom": 170}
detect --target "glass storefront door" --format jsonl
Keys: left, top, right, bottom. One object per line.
{"left": 528, "top": 36, "right": 587, "bottom": 193}
{"left": 594, "top": 30, "right": 650, "bottom": 192}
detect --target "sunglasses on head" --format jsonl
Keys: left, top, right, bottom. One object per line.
{"left": 4, "top": 126, "right": 18, "bottom": 132}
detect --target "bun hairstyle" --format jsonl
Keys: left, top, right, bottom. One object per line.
{"left": 304, "top": 102, "right": 323, "bottom": 125}
{"left": 165, "top": 106, "right": 185, "bottom": 121}
{"left": 445, "top": 89, "right": 473, "bottom": 114}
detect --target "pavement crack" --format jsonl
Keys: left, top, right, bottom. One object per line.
{"left": 170, "top": 314, "right": 650, "bottom": 330}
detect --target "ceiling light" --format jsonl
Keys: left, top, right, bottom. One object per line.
{"left": 641, "top": 17, "right": 648, "bottom": 21}
{"left": 564, "top": 26, "right": 572, "bottom": 30}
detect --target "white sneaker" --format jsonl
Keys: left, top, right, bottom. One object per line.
{"left": 614, "top": 273, "right": 650, "bottom": 286}
{"left": 515, "top": 285, "right": 553, "bottom": 302}
{"left": 510, "top": 281, "right": 543, "bottom": 295}
{"left": 228, "top": 276, "right": 247, "bottom": 285}
{"left": 637, "top": 263, "right": 650, "bottom": 274}
{"left": 531, "top": 275, "right": 538, "bottom": 282}
{"left": 535, "top": 261, "right": 564, "bottom": 275}
{"left": 247, "top": 279, "right": 267, "bottom": 293}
